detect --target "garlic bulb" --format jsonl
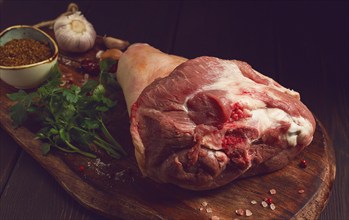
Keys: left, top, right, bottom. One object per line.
{"left": 54, "top": 11, "right": 96, "bottom": 53}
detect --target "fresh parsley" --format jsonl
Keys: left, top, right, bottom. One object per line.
{"left": 7, "top": 59, "right": 126, "bottom": 159}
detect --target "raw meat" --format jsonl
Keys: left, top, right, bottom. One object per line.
{"left": 117, "top": 43, "right": 316, "bottom": 190}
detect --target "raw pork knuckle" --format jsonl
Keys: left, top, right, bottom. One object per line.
{"left": 116, "top": 43, "right": 316, "bottom": 190}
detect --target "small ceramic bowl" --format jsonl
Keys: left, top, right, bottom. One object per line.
{"left": 0, "top": 25, "right": 59, "bottom": 89}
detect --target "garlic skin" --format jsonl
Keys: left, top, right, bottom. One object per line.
{"left": 54, "top": 11, "right": 96, "bottom": 53}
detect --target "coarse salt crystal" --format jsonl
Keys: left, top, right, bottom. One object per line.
{"left": 211, "top": 216, "right": 220, "bottom": 220}
{"left": 250, "top": 200, "right": 257, "bottom": 205}
{"left": 95, "top": 168, "right": 106, "bottom": 176}
{"left": 235, "top": 209, "right": 244, "bottom": 216}
{"left": 114, "top": 170, "right": 126, "bottom": 181}
{"left": 199, "top": 207, "right": 203, "bottom": 211}
{"left": 269, "top": 188, "right": 277, "bottom": 195}
{"left": 206, "top": 207, "right": 212, "bottom": 213}
{"left": 245, "top": 209, "right": 253, "bottom": 217}
{"left": 261, "top": 201, "right": 268, "bottom": 208}
{"left": 202, "top": 201, "right": 208, "bottom": 207}
{"left": 94, "top": 158, "right": 109, "bottom": 168}
{"left": 270, "top": 203, "right": 276, "bottom": 210}
{"left": 298, "top": 189, "right": 305, "bottom": 194}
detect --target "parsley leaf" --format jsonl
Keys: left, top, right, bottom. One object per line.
{"left": 6, "top": 62, "right": 126, "bottom": 159}
{"left": 63, "top": 85, "right": 81, "bottom": 103}
{"left": 41, "top": 143, "right": 51, "bottom": 155}
{"left": 9, "top": 103, "right": 27, "bottom": 127}
{"left": 7, "top": 90, "right": 27, "bottom": 101}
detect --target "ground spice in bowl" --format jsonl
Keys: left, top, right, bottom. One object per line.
{"left": 0, "top": 38, "right": 52, "bottom": 66}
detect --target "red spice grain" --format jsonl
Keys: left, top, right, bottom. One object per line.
{"left": 235, "top": 209, "right": 244, "bottom": 216}
{"left": 264, "top": 197, "right": 273, "bottom": 205}
{"left": 299, "top": 159, "right": 307, "bottom": 168}
{"left": 79, "top": 165, "right": 85, "bottom": 172}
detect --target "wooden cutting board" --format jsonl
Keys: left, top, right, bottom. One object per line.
{"left": 0, "top": 31, "right": 335, "bottom": 220}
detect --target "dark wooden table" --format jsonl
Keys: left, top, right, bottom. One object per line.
{"left": 1, "top": 1, "right": 348, "bottom": 219}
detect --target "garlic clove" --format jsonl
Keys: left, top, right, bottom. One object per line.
{"left": 103, "top": 36, "right": 130, "bottom": 50}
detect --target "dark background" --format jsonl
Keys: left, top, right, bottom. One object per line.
{"left": 1, "top": 1, "right": 348, "bottom": 219}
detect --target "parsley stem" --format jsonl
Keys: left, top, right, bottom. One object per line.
{"left": 99, "top": 119, "right": 127, "bottom": 156}
{"left": 71, "top": 125, "right": 126, "bottom": 156}
{"left": 63, "top": 140, "right": 96, "bottom": 158}
{"left": 54, "top": 145, "right": 75, "bottom": 153}
{"left": 92, "top": 139, "right": 121, "bottom": 159}
{"left": 94, "top": 134, "right": 123, "bottom": 155}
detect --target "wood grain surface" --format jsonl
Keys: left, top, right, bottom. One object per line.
{"left": 1, "top": 1, "right": 347, "bottom": 219}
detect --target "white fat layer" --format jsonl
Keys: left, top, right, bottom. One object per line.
{"left": 185, "top": 60, "right": 312, "bottom": 147}
{"left": 249, "top": 108, "right": 313, "bottom": 147}
{"left": 183, "top": 61, "right": 265, "bottom": 112}
{"left": 201, "top": 61, "right": 303, "bottom": 109}
{"left": 200, "top": 61, "right": 312, "bottom": 147}
{"left": 200, "top": 61, "right": 267, "bottom": 109}
{"left": 202, "top": 61, "right": 249, "bottom": 91}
